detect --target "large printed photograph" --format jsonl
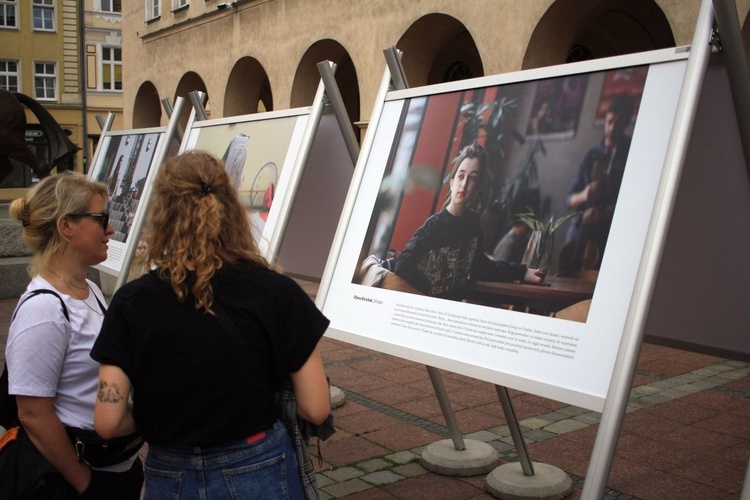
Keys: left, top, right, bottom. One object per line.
{"left": 182, "top": 113, "right": 308, "bottom": 245}
{"left": 320, "top": 51, "right": 689, "bottom": 410}
{"left": 354, "top": 66, "right": 648, "bottom": 323}
{"left": 92, "top": 132, "right": 163, "bottom": 243}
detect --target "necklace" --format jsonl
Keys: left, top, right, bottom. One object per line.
{"left": 79, "top": 293, "right": 105, "bottom": 316}
{"left": 48, "top": 270, "right": 104, "bottom": 316}
{"left": 50, "top": 270, "right": 89, "bottom": 291}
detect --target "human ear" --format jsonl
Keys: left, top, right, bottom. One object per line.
{"left": 57, "top": 215, "right": 74, "bottom": 241}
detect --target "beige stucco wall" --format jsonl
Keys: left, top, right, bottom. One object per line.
{"left": 122, "top": 0, "right": 749, "bottom": 128}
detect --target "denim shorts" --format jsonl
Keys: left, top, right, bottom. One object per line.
{"left": 144, "top": 420, "right": 304, "bottom": 500}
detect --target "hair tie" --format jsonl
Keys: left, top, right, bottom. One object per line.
{"left": 20, "top": 200, "right": 30, "bottom": 227}
{"left": 199, "top": 181, "right": 215, "bottom": 197}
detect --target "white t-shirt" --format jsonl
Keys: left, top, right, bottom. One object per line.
{"left": 6, "top": 275, "right": 135, "bottom": 472}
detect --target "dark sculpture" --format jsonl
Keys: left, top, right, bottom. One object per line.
{"left": 0, "top": 89, "right": 80, "bottom": 182}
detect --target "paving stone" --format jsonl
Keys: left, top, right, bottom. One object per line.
{"left": 717, "top": 369, "right": 750, "bottom": 380}
{"left": 692, "top": 367, "right": 726, "bottom": 378}
{"left": 658, "top": 387, "right": 691, "bottom": 399}
{"left": 537, "top": 411, "right": 570, "bottom": 423}
{"left": 410, "top": 445, "right": 428, "bottom": 456}
{"left": 630, "top": 385, "right": 662, "bottom": 397}
{"left": 573, "top": 412, "right": 601, "bottom": 425}
{"left": 647, "top": 379, "right": 680, "bottom": 390}
{"left": 707, "top": 374, "right": 736, "bottom": 385}
{"left": 669, "top": 384, "right": 703, "bottom": 395}
{"left": 557, "top": 406, "right": 590, "bottom": 417}
{"left": 525, "top": 428, "right": 557, "bottom": 441}
{"left": 321, "top": 478, "right": 373, "bottom": 498}
{"left": 361, "top": 470, "right": 404, "bottom": 486}
{"left": 638, "top": 393, "right": 673, "bottom": 405}
{"left": 500, "top": 435, "right": 533, "bottom": 446}
{"left": 385, "top": 450, "right": 418, "bottom": 465}
{"left": 322, "top": 466, "right": 364, "bottom": 482}
{"left": 358, "top": 458, "right": 391, "bottom": 472}
{"left": 520, "top": 417, "right": 549, "bottom": 430}
{"left": 544, "top": 418, "right": 589, "bottom": 435}
{"left": 688, "top": 379, "right": 722, "bottom": 390}
{"left": 392, "top": 462, "right": 428, "bottom": 478}
{"left": 463, "top": 430, "right": 502, "bottom": 443}
{"left": 723, "top": 360, "right": 749, "bottom": 368}
{"left": 489, "top": 440, "right": 515, "bottom": 454}
{"left": 488, "top": 425, "right": 511, "bottom": 437}
{"left": 710, "top": 364, "right": 735, "bottom": 373}
{"left": 673, "top": 373, "right": 701, "bottom": 383}
{"left": 627, "top": 398, "right": 656, "bottom": 410}
{"left": 316, "top": 474, "right": 336, "bottom": 488}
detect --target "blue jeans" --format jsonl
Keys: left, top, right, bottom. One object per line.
{"left": 144, "top": 421, "right": 304, "bottom": 500}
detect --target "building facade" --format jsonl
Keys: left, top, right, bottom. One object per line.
{"left": 82, "top": 0, "right": 124, "bottom": 157}
{"left": 121, "top": 0, "right": 750, "bottom": 136}
{"left": 0, "top": 0, "right": 123, "bottom": 199}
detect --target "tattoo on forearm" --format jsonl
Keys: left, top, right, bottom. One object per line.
{"left": 97, "top": 381, "right": 124, "bottom": 403}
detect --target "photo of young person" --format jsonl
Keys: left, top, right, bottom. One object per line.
{"left": 392, "top": 142, "right": 545, "bottom": 301}
{"left": 354, "top": 65, "right": 647, "bottom": 319}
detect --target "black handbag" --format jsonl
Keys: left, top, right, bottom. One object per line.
{"left": 64, "top": 427, "right": 145, "bottom": 468}
{"left": 0, "top": 426, "right": 73, "bottom": 499}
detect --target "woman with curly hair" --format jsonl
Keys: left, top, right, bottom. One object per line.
{"left": 91, "top": 150, "right": 330, "bottom": 499}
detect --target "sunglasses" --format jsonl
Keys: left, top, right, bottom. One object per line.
{"left": 67, "top": 212, "right": 110, "bottom": 229}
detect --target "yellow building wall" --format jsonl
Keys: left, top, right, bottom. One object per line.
{"left": 120, "top": 0, "right": 750, "bottom": 128}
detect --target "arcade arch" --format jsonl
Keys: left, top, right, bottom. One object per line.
{"left": 224, "top": 57, "right": 273, "bottom": 117}
{"left": 132, "top": 81, "right": 161, "bottom": 129}
{"left": 291, "top": 39, "right": 360, "bottom": 140}
{"left": 396, "top": 13, "right": 483, "bottom": 87}
{"left": 174, "top": 72, "right": 208, "bottom": 130}
{"left": 524, "top": 0, "right": 675, "bottom": 69}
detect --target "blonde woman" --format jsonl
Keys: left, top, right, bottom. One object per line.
{"left": 5, "top": 171, "right": 143, "bottom": 498}
{"left": 92, "top": 151, "right": 330, "bottom": 499}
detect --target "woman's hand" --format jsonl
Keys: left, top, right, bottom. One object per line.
{"left": 17, "top": 395, "right": 92, "bottom": 494}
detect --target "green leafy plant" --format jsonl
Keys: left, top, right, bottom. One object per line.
{"left": 516, "top": 208, "right": 581, "bottom": 269}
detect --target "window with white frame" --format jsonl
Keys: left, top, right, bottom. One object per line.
{"left": 172, "top": 0, "right": 188, "bottom": 11}
{"left": 32, "top": 0, "right": 54, "bottom": 31}
{"left": 34, "top": 62, "right": 56, "bottom": 100}
{"left": 0, "top": 0, "right": 17, "bottom": 29}
{"left": 99, "top": 0, "right": 121, "bottom": 13}
{"left": 146, "top": 0, "right": 160, "bottom": 21}
{"left": 0, "top": 60, "right": 19, "bottom": 92}
{"left": 101, "top": 46, "right": 122, "bottom": 91}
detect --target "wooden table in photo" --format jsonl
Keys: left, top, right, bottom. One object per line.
{"left": 466, "top": 276, "right": 596, "bottom": 313}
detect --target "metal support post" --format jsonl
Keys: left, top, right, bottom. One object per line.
{"left": 188, "top": 91, "right": 208, "bottom": 121}
{"left": 495, "top": 385, "right": 534, "bottom": 476}
{"left": 426, "top": 366, "right": 466, "bottom": 451}
{"left": 317, "top": 61, "right": 361, "bottom": 166}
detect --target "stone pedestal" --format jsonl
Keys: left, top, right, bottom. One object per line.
{"left": 421, "top": 439, "right": 500, "bottom": 476}
{"left": 486, "top": 462, "right": 572, "bottom": 500}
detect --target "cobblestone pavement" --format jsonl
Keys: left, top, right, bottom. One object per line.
{"left": 2, "top": 284, "right": 748, "bottom": 499}
{"left": 312, "top": 337, "right": 749, "bottom": 499}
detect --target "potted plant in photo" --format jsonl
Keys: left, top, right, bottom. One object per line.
{"left": 516, "top": 208, "right": 580, "bottom": 272}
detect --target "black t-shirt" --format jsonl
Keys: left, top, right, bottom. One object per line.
{"left": 91, "top": 263, "right": 329, "bottom": 447}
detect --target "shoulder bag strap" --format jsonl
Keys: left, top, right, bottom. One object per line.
{"left": 12, "top": 289, "right": 70, "bottom": 322}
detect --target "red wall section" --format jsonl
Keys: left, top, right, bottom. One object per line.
{"left": 389, "top": 92, "right": 461, "bottom": 252}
